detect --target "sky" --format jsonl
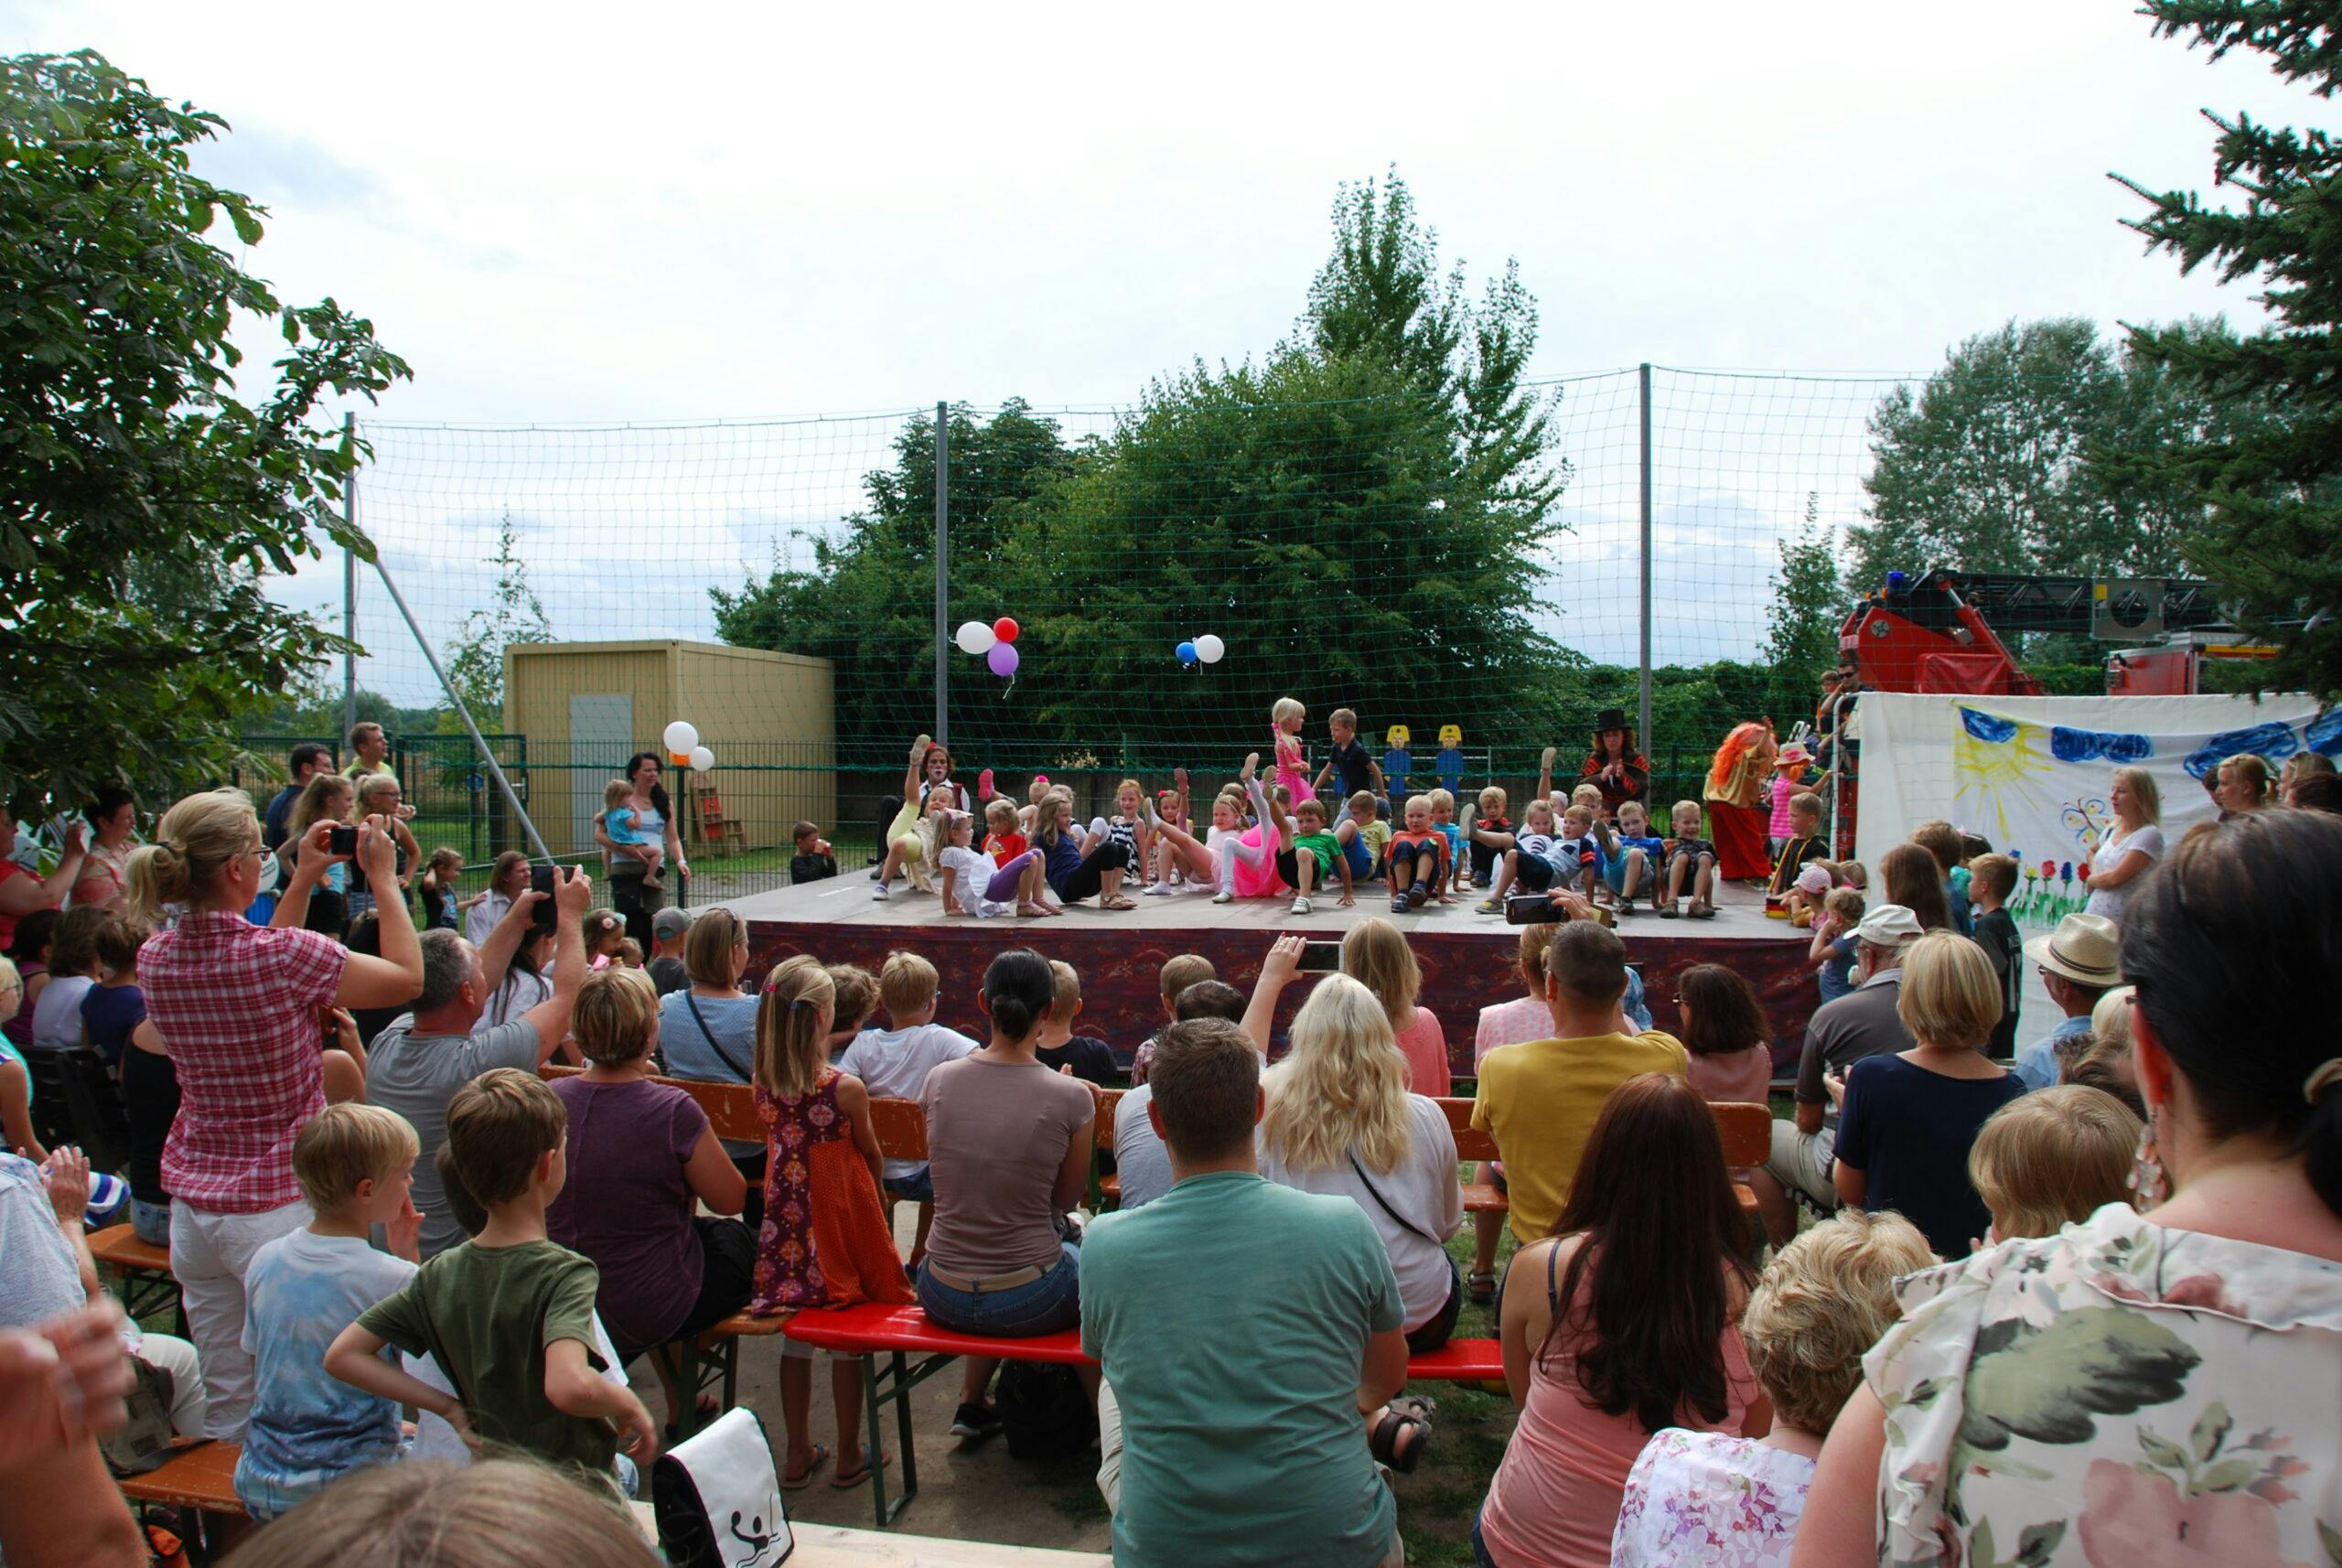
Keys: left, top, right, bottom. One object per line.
{"left": 17, "top": 0, "right": 2315, "bottom": 701}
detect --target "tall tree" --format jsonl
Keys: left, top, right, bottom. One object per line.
{"left": 0, "top": 51, "right": 410, "bottom": 810}
{"left": 445, "top": 511, "right": 551, "bottom": 724}
{"left": 2115, "top": 1, "right": 2342, "bottom": 696}
{"left": 1762, "top": 496, "right": 1849, "bottom": 721}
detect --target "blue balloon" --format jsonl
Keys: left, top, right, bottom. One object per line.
{"left": 1176, "top": 640, "right": 1198, "bottom": 665}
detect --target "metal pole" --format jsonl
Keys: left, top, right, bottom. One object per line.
{"left": 1638, "top": 363, "right": 1654, "bottom": 749}
{"left": 341, "top": 412, "right": 358, "bottom": 746}
{"left": 367, "top": 551, "right": 554, "bottom": 865}
{"left": 933, "top": 402, "right": 950, "bottom": 747}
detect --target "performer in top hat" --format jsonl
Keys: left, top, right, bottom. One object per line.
{"left": 1577, "top": 708, "right": 1650, "bottom": 817}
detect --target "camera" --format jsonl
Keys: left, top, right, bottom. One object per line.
{"left": 326, "top": 824, "right": 359, "bottom": 857}
{"left": 1504, "top": 894, "right": 1613, "bottom": 928}
{"left": 1296, "top": 940, "right": 1342, "bottom": 973}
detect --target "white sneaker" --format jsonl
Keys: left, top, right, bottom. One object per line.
{"left": 1212, "top": 890, "right": 1234, "bottom": 905}
{"left": 1290, "top": 896, "right": 1312, "bottom": 915}
{"left": 872, "top": 883, "right": 890, "bottom": 901}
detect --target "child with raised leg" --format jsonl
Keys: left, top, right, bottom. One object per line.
{"left": 873, "top": 736, "right": 941, "bottom": 899}
{"left": 1478, "top": 798, "right": 1560, "bottom": 912}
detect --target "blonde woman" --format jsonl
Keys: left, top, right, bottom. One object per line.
{"left": 1340, "top": 918, "right": 1449, "bottom": 1096}
{"left": 1259, "top": 974, "right": 1464, "bottom": 1352}
{"left": 345, "top": 772, "right": 420, "bottom": 922}
{"left": 1827, "top": 932, "right": 2024, "bottom": 1259}
{"left": 1614, "top": 1210, "right": 1935, "bottom": 1568}
{"left": 2080, "top": 764, "right": 2163, "bottom": 922}
{"left": 2214, "top": 750, "right": 2275, "bottom": 817}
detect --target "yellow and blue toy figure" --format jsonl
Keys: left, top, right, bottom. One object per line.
{"left": 1435, "top": 725, "right": 1465, "bottom": 795}
{"left": 1383, "top": 725, "right": 1413, "bottom": 796}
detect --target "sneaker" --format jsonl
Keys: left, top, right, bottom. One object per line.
{"left": 950, "top": 1402, "right": 1004, "bottom": 1440}
{"left": 871, "top": 883, "right": 890, "bottom": 901}
{"left": 1391, "top": 895, "right": 1410, "bottom": 913}
{"left": 1406, "top": 883, "right": 1430, "bottom": 908}
{"left": 1290, "top": 896, "right": 1312, "bottom": 915}
{"left": 1475, "top": 897, "right": 1500, "bottom": 914}
{"left": 1212, "top": 890, "right": 1234, "bottom": 905}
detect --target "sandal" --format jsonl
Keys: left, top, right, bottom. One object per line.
{"left": 780, "top": 1442, "right": 831, "bottom": 1490}
{"left": 1368, "top": 1409, "right": 1431, "bottom": 1475}
{"left": 1689, "top": 902, "right": 1716, "bottom": 919}
{"left": 832, "top": 1444, "right": 889, "bottom": 1489}
{"left": 1467, "top": 1269, "right": 1497, "bottom": 1305}
{"left": 1100, "top": 896, "right": 1138, "bottom": 911}
{"left": 1659, "top": 901, "right": 1680, "bottom": 919}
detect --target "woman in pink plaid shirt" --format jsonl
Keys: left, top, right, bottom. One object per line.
{"left": 126, "top": 789, "right": 425, "bottom": 1442}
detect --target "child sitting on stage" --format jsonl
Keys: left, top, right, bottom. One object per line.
{"left": 1466, "top": 786, "right": 1513, "bottom": 889}
{"left": 1272, "top": 796, "right": 1357, "bottom": 916}
{"left": 1345, "top": 791, "right": 1388, "bottom": 886}
{"left": 982, "top": 799, "right": 1027, "bottom": 867}
{"left": 1428, "top": 789, "right": 1466, "bottom": 892}
{"left": 1479, "top": 798, "right": 1559, "bottom": 911}
{"left": 1552, "top": 803, "right": 1606, "bottom": 899}
{"left": 1604, "top": 799, "right": 1663, "bottom": 916}
{"left": 1661, "top": 799, "right": 1718, "bottom": 919}
{"left": 1387, "top": 795, "right": 1451, "bottom": 911}
{"left": 938, "top": 811, "right": 1052, "bottom": 918}
{"left": 1767, "top": 791, "right": 1829, "bottom": 898}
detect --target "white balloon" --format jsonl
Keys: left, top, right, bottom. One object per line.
{"left": 661, "top": 720, "right": 699, "bottom": 755}
{"left": 689, "top": 746, "right": 715, "bottom": 772}
{"left": 954, "top": 619, "right": 996, "bottom": 656}
{"left": 1195, "top": 634, "right": 1226, "bottom": 664}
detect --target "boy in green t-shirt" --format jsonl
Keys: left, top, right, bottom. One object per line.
{"left": 1271, "top": 796, "right": 1357, "bottom": 916}
{"left": 325, "top": 1068, "right": 658, "bottom": 1490}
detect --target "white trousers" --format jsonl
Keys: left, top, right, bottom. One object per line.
{"left": 170, "top": 1199, "right": 307, "bottom": 1440}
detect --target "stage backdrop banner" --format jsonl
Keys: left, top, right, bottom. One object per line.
{"left": 1852, "top": 692, "right": 2337, "bottom": 929}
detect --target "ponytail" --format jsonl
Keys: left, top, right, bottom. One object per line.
{"left": 126, "top": 789, "right": 257, "bottom": 927}
{"left": 753, "top": 954, "right": 833, "bottom": 1099}
{"left": 982, "top": 949, "right": 1055, "bottom": 1044}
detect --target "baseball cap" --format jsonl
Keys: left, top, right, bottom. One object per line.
{"left": 651, "top": 907, "right": 694, "bottom": 939}
{"left": 1853, "top": 904, "right": 1923, "bottom": 946}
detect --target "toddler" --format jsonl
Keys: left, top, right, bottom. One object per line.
{"left": 1428, "top": 789, "right": 1465, "bottom": 891}
{"left": 327, "top": 1069, "right": 660, "bottom": 1493}
{"left": 837, "top": 952, "right": 978, "bottom": 1263}
{"left": 1786, "top": 861, "right": 1833, "bottom": 927}
{"left": 1346, "top": 791, "right": 1388, "bottom": 885}
{"left": 1969, "top": 1084, "right": 2141, "bottom": 1244}
{"left": 1466, "top": 786, "right": 1513, "bottom": 889}
{"left": 790, "top": 822, "right": 836, "bottom": 884}
{"left": 237, "top": 1104, "right": 424, "bottom": 1520}
{"left": 602, "top": 779, "right": 664, "bottom": 888}
{"left": 1272, "top": 696, "right": 1314, "bottom": 803}
{"left": 610, "top": 938, "right": 645, "bottom": 970}
{"left": 1810, "top": 886, "right": 1864, "bottom": 1004}
{"left": 417, "top": 847, "right": 480, "bottom": 931}
{"left": 1968, "top": 853, "right": 2022, "bottom": 1058}
{"left": 938, "top": 810, "right": 1051, "bottom": 918}
{"left": 1660, "top": 799, "right": 1717, "bottom": 918}
{"left": 981, "top": 799, "right": 1028, "bottom": 866}
{"left": 1386, "top": 795, "right": 1450, "bottom": 911}
{"left": 1479, "top": 798, "right": 1559, "bottom": 910}
{"left": 583, "top": 907, "right": 627, "bottom": 968}
{"left": 1604, "top": 799, "right": 1661, "bottom": 915}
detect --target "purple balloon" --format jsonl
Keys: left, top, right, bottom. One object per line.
{"left": 987, "top": 641, "right": 1020, "bottom": 677}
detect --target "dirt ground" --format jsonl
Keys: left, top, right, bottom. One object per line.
{"left": 627, "top": 1205, "right": 1523, "bottom": 1563}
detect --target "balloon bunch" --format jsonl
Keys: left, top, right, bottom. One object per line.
{"left": 955, "top": 618, "right": 1022, "bottom": 679}
{"left": 1175, "top": 634, "right": 1227, "bottom": 669}
{"left": 662, "top": 721, "right": 716, "bottom": 773}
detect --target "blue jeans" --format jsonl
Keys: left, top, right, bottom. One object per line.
{"left": 1472, "top": 1506, "right": 1501, "bottom": 1568}
{"left": 916, "top": 1242, "right": 1081, "bottom": 1337}
{"left": 885, "top": 1165, "right": 936, "bottom": 1203}
{"left": 132, "top": 1197, "right": 172, "bottom": 1247}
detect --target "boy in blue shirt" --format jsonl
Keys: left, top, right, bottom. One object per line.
{"left": 236, "top": 1104, "right": 424, "bottom": 1520}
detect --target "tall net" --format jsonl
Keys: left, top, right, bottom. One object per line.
{"left": 292, "top": 371, "right": 1907, "bottom": 895}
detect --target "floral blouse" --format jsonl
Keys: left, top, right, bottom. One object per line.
{"left": 1864, "top": 1202, "right": 2342, "bottom": 1568}
{"left": 1610, "top": 1427, "right": 1812, "bottom": 1568}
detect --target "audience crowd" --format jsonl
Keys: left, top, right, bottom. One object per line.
{"left": 3, "top": 729, "right": 2339, "bottom": 1568}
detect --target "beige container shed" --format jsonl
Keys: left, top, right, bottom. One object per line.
{"left": 503, "top": 639, "right": 834, "bottom": 859}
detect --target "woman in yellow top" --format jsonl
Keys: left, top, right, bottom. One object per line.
{"left": 1703, "top": 720, "right": 1777, "bottom": 883}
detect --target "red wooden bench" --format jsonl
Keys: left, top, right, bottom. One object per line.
{"left": 784, "top": 1302, "right": 1501, "bottom": 1528}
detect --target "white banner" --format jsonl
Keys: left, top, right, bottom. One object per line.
{"left": 1852, "top": 692, "right": 2337, "bottom": 929}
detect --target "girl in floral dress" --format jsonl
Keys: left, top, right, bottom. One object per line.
{"left": 747, "top": 955, "right": 909, "bottom": 1490}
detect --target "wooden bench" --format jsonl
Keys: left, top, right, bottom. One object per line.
{"left": 87, "top": 1223, "right": 187, "bottom": 1335}
{"left": 1440, "top": 1098, "right": 1772, "bottom": 1219}
{"left": 785, "top": 1302, "right": 1501, "bottom": 1528}
{"left": 119, "top": 1435, "right": 245, "bottom": 1558}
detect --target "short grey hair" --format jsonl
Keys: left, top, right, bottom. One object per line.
{"left": 416, "top": 929, "right": 478, "bottom": 1013}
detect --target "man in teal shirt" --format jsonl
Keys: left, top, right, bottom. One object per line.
{"left": 1081, "top": 1019, "right": 1408, "bottom": 1568}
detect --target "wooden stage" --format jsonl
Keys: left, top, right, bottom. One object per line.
{"left": 714, "top": 873, "right": 1817, "bottom": 1080}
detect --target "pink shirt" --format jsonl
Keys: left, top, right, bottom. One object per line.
{"left": 1684, "top": 1044, "right": 1772, "bottom": 1106}
{"left": 142, "top": 912, "right": 347, "bottom": 1213}
{"left": 1392, "top": 1005, "right": 1449, "bottom": 1098}
{"left": 1474, "top": 995, "right": 1551, "bottom": 1069}
{"left": 1480, "top": 1261, "right": 1757, "bottom": 1568}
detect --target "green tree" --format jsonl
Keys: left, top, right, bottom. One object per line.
{"left": 1762, "top": 496, "right": 1849, "bottom": 721}
{"left": 0, "top": 51, "right": 410, "bottom": 811}
{"left": 2114, "top": 1, "right": 2342, "bottom": 695}
{"left": 445, "top": 511, "right": 550, "bottom": 725}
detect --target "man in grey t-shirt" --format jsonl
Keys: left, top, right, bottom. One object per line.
{"left": 366, "top": 868, "right": 589, "bottom": 1257}
{"left": 1749, "top": 903, "right": 1921, "bottom": 1244}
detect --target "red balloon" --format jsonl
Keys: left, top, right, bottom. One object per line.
{"left": 992, "top": 617, "right": 1019, "bottom": 644}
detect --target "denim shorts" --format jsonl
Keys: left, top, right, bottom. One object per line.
{"left": 885, "top": 1165, "right": 936, "bottom": 1204}
{"left": 916, "top": 1242, "right": 1081, "bottom": 1338}
{"left": 131, "top": 1197, "right": 173, "bottom": 1248}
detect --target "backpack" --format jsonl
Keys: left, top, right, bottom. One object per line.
{"left": 994, "top": 1361, "right": 1097, "bottom": 1462}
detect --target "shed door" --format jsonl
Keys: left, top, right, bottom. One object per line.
{"left": 569, "top": 694, "right": 635, "bottom": 860}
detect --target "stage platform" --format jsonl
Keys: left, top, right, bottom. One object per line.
{"left": 715, "top": 874, "right": 1817, "bottom": 1081}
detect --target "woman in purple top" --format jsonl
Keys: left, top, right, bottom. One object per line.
{"left": 546, "top": 968, "right": 751, "bottom": 1428}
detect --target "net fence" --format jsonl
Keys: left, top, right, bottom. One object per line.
{"left": 278, "top": 369, "right": 1900, "bottom": 896}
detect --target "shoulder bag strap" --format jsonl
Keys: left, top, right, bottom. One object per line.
{"left": 1347, "top": 1150, "right": 1441, "bottom": 1245}
{"left": 684, "top": 992, "right": 754, "bottom": 1082}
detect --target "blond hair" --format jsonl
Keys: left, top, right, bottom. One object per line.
{"left": 603, "top": 779, "right": 633, "bottom": 811}
{"left": 216, "top": 1457, "right": 660, "bottom": 1568}
{"left": 1970, "top": 1085, "right": 2142, "bottom": 1240}
{"left": 1329, "top": 707, "right": 1358, "bottom": 730}
{"left": 127, "top": 789, "right": 260, "bottom": 926}
{"left": 1159, "top": 952, "right": 1215, "bottom": 1002}
{"left": 1348, "top": 790, "right": 1379, "bottom": 817}
{"left": 1260, "top": 974, "right": 1412, "bottom": 1174}
{"left": 351, "top": 771, "right": 402, "bottom": 815}
{"left": 825, "top": 963, "right": 879, "bottom": 1035}
{"left": 1740, "top": 1210, "right": 1935, "bottom": 1434}
{"left": 1823, "top": 886, "right": 1865, "bottom": 925}
{"left": 983, "top": 798, "right": 1017, "bottom": 832}
{"left": 1969, "top": 853, "right": 2017, "bottom": 903}
{"left": 293, "top": 1102, "right": 421, "bottom": 1213}
{"left": 2111, "top": 764, "right": 2161, "bottom": 825}
{"left": 754, "top": 955, "right": 834, "bottom": 1098}
{"left": 1430, "top": 788, "right": 1457, "bottom": 813}
{"left": 1477, "top": 786, "right": 1507, "bottom": 815}
{"left": 1789, "top": 789, "right": 1821, "bottom": 820}
{"left": 1568, "top": 784, "right": 1602, "bottom": 811}
{"left": 2090, "top": 983, "right": 2135, "bottom": 1055}
{"left": 285, "top": 771, "right": 353, "bottom": 843}
{"left": 878, "top": 950, "right": 939, "bottom": 1018}
{"left": 1048, "top": 958, "right": 1082, "bottom": 1021}
{"left": 1273, "top": 696, "right": 1305, "bottom": 726}
{"left": 1339, "top": 917, "right": 1420, "bottom": 1035}
{"left": 1895, "top": 930, "right": 2003, "bottom": 1049}
{"left": 571, "top": 967, "right": 659, "bottom": 1066}
{"left": 2219, "top": 752, "right": 2274, "bottom": 805}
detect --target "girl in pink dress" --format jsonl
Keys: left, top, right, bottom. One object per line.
{"left": 1271, "top": 696, "right": 1315, "bottom": 804}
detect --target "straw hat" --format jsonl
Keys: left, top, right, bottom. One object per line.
{"left": 2024, "top": 912, "right": 2123, "bottom": 989}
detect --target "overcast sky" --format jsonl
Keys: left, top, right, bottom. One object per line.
{"left": 19, "top": 0, "right": 2304, "bottom": 419}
